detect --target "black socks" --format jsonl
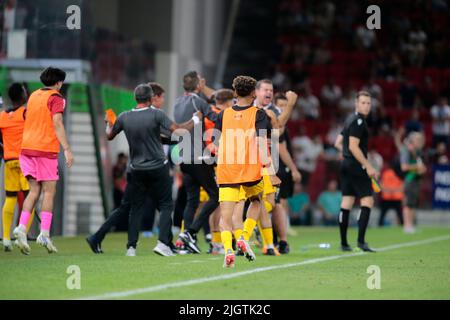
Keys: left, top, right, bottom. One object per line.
{"left": 338, "top": 208, "right": 350, "bottom": 246}
{"left": 358, "top": 206, "right": 371, "bottom": 244}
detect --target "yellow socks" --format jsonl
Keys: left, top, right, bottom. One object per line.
{"left": 2, "top": 196, "right": 17, "bottom": 240}
{"left": 221, "top": 231, "right": 233, "bottom": 253}
{"left": 233, "top": 228, "right": 243, "bottom": 241}
{"left": 212, "top": 231, "right": 221, "bottom": 244}
{"left": 257, "top": 221, "right": 267, "bottom": 246}
{"left": 262, "top": 227, "right": 274, "bottom": 248}
{"left": 242, "top": 218, "right": 257, "bottom": 241}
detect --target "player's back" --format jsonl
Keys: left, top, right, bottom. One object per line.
{"left": 0, "top": 106, "right": 26, "bottom": 160}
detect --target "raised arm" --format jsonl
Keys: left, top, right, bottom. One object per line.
{"left": 277, "top": 91, "right": 298, "bottom": 128}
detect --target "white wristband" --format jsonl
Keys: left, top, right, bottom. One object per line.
{"left": 192, "top": 115, "right": 200, "bottom": 125}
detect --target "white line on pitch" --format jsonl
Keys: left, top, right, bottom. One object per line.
{"left": 77, "top": 235, "right": 450, "bottom": 300}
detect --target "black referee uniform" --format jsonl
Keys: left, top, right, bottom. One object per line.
{"left": 339, "top": 112, "right": 375, "bottom": 252}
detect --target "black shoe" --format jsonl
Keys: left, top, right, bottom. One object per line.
{"left": 179, "top": 231, "right": 201, "bottom": 254}
{"left": 358, "top": 242, "right": 376, "bottom": 252}
{"left": 86, "top": 236, "right": 102, "bottom": 254}
{"left": 278, "top": 241, "right": 290, "bottom": 254}
{"left": 341, "top": 244, "right": 352, "bottom": 252}
{"left": 264, "top": 248, "right": 276, "bottom": 256}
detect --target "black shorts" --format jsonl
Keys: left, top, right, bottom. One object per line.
{"left": 340, "top": 162, "right": 373, "bottom": 198}
{"left": 276, "top": 170, "right": 293, "bottom": 202}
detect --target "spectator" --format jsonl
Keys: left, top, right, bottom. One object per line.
{"left": 321, "top": 78, "right": 342, "bottom": 107}
{"left": 368, "top": 149, "right": 384, "bottom": 174}
{"left": 355, "top": 24, "right": 376, "bottom": 49}
{"left": 404, "top": 108, "right": 423, "bottom": 135}
{"left": 398, "top": 78, "right": 419, "bottom": 109}
{"left": 368, "top": 107, "right": 393, "bottom": 134}
{"left": 338, "top": 85, "right": 356, "bottom": 117}
{"left": 378, "top": 163, "right": 404, "bottom": 227}
{"left": 431, "top": 142, "right": 450, "bottom": 165}
{"left": 271, "top": 65, "right": 288, "bottom": 90}
{"left": 287, "top": 183, "right": 312, "bottom": 226}
{"left": 384, "top": 52, "right": 403, "bottom": 80}
{"left": 406, "top": 25, "right": 427, "bottom": 67}
{"left": 292, "top": 133, "right": 324, "bottom": 188}
{"left": 317, "top": 180, "right": 342, "bottom": 226}
{"left": 362, "top": 76, "right": 383, "bottom": 111}
{"left": 313, "top": 42, "right": 331, "bottom": 64}
{"left": 297, "top": 85, "right": 320, "bottom": 119}
{"left": 430, "top": 97, "right": 450, "bottom": 147}
{"left": 400, "top": 132, "right": 427, "bottom": 234}
{"left": 419, "top": 77, "right": 438, "bottom": 109}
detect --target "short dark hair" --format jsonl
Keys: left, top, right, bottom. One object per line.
{"left": 232, "top": 76, "right": 257, "bottom": 97}
{"left": 148, "top": 82, "right": 165, "bottom": 97}
{"left": 274, "top": 92, "right": 287, "bottom": 105}
{"left": 356, "top": 91, "right": 371, "bottom": 100}
{"left": 214, "top": 89, "right": 234, "bottom": 104}
{"left": 8, "top": 83, "right": 27, "bottom": 104}
{"left": 183, "top": 71, "right": 200, "bottom": 92}
{"left": 40, "top": 67, "right": 66, "bottom": 87}
{"left": 256, "top": 79, "right": 273, "bottom": 90}
{"left": 134, "top": 84, "right": 153, "bottom": 103}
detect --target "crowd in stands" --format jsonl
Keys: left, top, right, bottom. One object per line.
{"left": 265, "top": 0, "right": 450, "bottom": 225}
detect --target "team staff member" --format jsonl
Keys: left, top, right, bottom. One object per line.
{"left": 254, "top": 80, "right": 300, "bottom": 255}
{"left": 14, "top": 67, "right": 74, "bottom": 255}
{"left": 334, "top": 91, "right": 377, "bottom": 252}
{"left": 174, "top": 71, "right": 219, "bottom": 254}
{"left": 106, "top": 84, "right": 201, "bottom": 257}
{"left": 86, "top": 83, "right": 170, "bottom": 254}
{"left": 0, "top": 83, "right": 34, "bottom": 251}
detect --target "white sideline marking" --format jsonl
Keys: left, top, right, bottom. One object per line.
{"left": 78, "top": 235, "right": 450, "bottom": 300}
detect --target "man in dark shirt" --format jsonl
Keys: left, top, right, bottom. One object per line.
{"left": 335, "top": 91, "right": 378, "bottom": 252}
{"left": 173, "top": 71, "right": 220, "bottom": 254}
{"left": 104, "top": 83, "right": 201, "bottom": 257}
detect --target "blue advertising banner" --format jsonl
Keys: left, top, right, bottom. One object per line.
{"left": 432, "top": 165, "right": 450, "bottom": 209}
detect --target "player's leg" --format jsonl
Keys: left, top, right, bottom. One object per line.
{"left": 232, "top": 195, "right": 245, "bottom": 241}
{"left": 36, "top": 180, "right": 58, "bottom": 253}
{"left": 18, "top": 164, "right": 35, "bottom": 233}
{"left": 273, "top": 202, "right": 290, "bottom": 253}
{"left": 2, "top": 191, "right": 17, "bottom": 251}
{"left": 260, "top": 192, "right": 277, "bottom": 255}
{"left": 152, "top": 164, "right": 176, "bottom": 256}
{"left": 357, "top": 195, "right": 375, "bottom": 252}
{"left": 339, "top": 196, "right": 355, "bottom": 251}
{"left": 219, "top": 187, "right": 239, "bottom": 268}
{"left": 14, "top": 178, "right": 41, "bottom": 255}
{"left": 87, "top": 177, "right": 132, "bottom": 253}
{"left": 3, "top": 160, "right": 21, "bottom": 250}
{"left": 185, "top": 164, "right": 219, "bottom": 238}
{"left": 209, "top": 207, "right": 223, "bottom": 254}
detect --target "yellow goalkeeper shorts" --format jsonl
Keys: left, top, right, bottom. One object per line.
{"left": 4, "top": 160, "right": 29, "bottom": 192}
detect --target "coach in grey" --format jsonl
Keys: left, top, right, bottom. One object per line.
{"left": 106, "top": 83, "right": 201, "bottom": 257}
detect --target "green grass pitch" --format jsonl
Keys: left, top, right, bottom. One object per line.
{"left": 1, "top": 226, "right": 449, "bottom": 300}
